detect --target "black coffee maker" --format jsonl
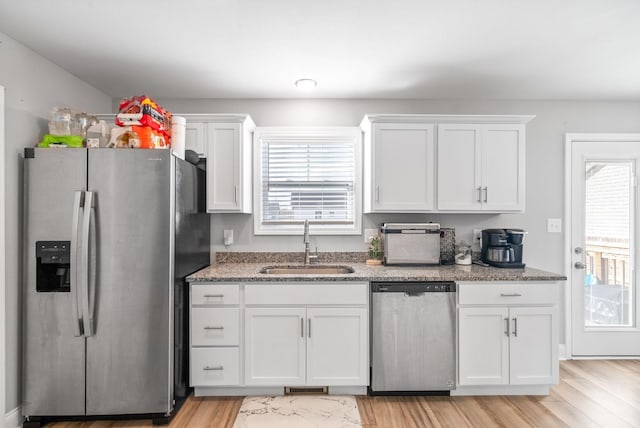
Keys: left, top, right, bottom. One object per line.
{"left": 481, "top": 229, "right": 526, "bottom": 268}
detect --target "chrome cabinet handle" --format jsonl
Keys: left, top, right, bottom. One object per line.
{"left": 203, "top": 366, "right": 224, "bottom": 371}
{"left": 500, "top": 293, "right": 522, "bottom": 297}
{"left": 301, "top": 318, "right": 304, "bottom": 338}
{"left": 308, "top": 318, "right": 311, "bottom": 338}
{"left": 204, "top": 326, "right": 224, "bottom": 330}
{"left": 512, "top": 317, "right": 518, "bottom": 337}
{"left": 477, "top": 186, "right": 482, "bottom": 203}
{"left": 204, "top": 294, "right": 224, "bottom": 298}
{"left": 575, "top": 262, "right": 586, "bottom": 269}
{"left": 483, "top": 186, "right": 488, "bottom": 203}
{"left": 504, "top": 317, "right": 510, "bottom": 337}
{"left": 234, "top": 185, "right": 238, "bottom": 204}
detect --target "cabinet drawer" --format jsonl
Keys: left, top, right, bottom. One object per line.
{"left": 191, "top": 308, "right": 240, "bottom": 346}
{"left": 190, "top": 348, "right": 240, "bottom": 386}
{"left": 191, "top": 283, "right": 239, "bottom": 305}
{"left": 458, "top": 282, "right": 558, "bottom": 306}
{"left": 245, "top": 282, "right": 368, "bottom": 305}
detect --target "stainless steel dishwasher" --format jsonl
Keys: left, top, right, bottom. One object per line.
{"left": 370, "top": 281, "right": 456, "bottom": 394}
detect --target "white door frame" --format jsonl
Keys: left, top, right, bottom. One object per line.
{"left": 564, "top": 133, "right": 640, "bottom": 358}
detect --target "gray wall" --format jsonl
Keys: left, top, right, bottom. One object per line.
{"left": 0, "top": 32, "right": 112, "bottom": 414}
{"left": 158, "top": 98, "right": 640, "bottom": 345}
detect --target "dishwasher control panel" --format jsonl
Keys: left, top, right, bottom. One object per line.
{"left": 371, "top": 281, "right": 456, "bottom": 293}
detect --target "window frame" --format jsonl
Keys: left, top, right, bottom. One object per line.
{"left": 253, "top": 126, "right": 362, "bottom": 236}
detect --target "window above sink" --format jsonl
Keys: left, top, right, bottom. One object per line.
{"left": 253, "top": 127, "right": 363, "bottom": 236}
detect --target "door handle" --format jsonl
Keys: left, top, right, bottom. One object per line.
{"left": 574, "top": 261, "right": 587, "bottom": 269}
{"left": 308, "top": 318, "right": 311, "bottom": 338}
{"left": 512, "top": 317, "right": 518, "bottom": 337}
{"left": 81, "top": 191, "right": 94, "bottom": 337}
{"left": 477, "top": 186, "right": 482, "bottom": 203}
{"left": 301, "top": 317, "right": 304, "bottom": 338}
{"left": 504, "top": 317, "right": 510, "bottom": 337}
{"left": 483, "top": 186, "right": 488, "bottom": 203}
{"left": 70, "top": 191, "right": 84, "bottom": 337}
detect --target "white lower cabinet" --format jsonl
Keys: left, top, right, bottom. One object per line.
{"left": 244, "top": 282, "right": 369, "bottom": 388}
{"left": 190, "top": 283, "right": 241, "bottom": 388}
{"left": 244, "top": 307, "right": 368, "bottom": 386}
{"left": 244, "top": 307, "right": 306, "bottom": 385}
{"left": 457, "top": 282, "right": 558, "bottom": 389}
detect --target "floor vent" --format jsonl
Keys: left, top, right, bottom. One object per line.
{"left": 284, "top": 386, "right": 328, "bottom": 395}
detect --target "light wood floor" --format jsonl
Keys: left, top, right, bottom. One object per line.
{"left": 43, "top": 359, "right": 640, "bottom": 427}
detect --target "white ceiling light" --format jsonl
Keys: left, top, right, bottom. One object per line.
{"left": 295, "top": 78, "right": 317, "bottom": 90}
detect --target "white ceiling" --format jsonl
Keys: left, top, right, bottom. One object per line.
{"left": 1, "top": 0, "right": 639, "bottom": 100}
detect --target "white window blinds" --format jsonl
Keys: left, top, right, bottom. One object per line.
{"left": 259, "top": 135, "right": 357, "bottom": 226}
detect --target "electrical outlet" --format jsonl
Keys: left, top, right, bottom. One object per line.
{"left": 224, "top": 229, "right": 234, "bottom": 246}
{"left": 547, "top": 218, "right": 562, "bottom": 233}
{"left": 472, "top": 229, "right": 482, "bottom": 247}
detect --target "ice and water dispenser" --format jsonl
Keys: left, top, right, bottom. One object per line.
{"left": 36, "top": 241, "right": 71, "bottom": 292}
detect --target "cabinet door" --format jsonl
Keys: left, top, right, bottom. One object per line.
{"left": 207, "top": 123, "right": 242, "bottom": 212}
{"left": 437, "top": 124, "right": 482, "bottom": 210}
{"left": 371, "top": 123, "right": 434, "bottom": 212}
{"left": 306, "top": 308, "right": 368, "bottom": 386}
{"left": 244, "top": 308, "right": 306, "bottom": 385}
{"left": 185, "top": 122, "right": 206, "bottom": 157}
{"left": 481, "top": 124, "right": 525, "bottom": 211}
{"left": 458, "top": 307, "right": 509, "bottom": 385}
{"left": 509, "top": 306, "right": 558, "bottom": 385}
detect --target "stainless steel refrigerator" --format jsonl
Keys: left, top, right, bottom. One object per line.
{"left": 22, "top": 148, "right": 209, "bottom": 423}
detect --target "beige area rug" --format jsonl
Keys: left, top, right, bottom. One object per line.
{"left": 232, "top": 395, "right": 362, "bottom": 428}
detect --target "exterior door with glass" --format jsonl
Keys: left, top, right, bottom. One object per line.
{"left": 570, "top": 135, "right": 640, "bottom": 356}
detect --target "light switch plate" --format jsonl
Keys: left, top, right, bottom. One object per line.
{"left": 547, "top": 218, "right": 562, "bottom": 233}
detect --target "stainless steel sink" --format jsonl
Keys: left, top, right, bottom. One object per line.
{"left": 259, "top": 265, "right": 355, "bottom": 275}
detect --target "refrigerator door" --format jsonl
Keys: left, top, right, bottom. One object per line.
{"left": 85, "top": 149, "right": 172, "bottom": 415}
{"left": 23, "top": 148, "right": 87, "bottom": 416}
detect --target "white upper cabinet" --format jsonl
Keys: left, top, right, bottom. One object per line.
{"left": 438, "top": 123, "right": 526, "bottom": 212}
{"left": 175, "top": 114, "right": 254, "bottom": 213}
{"left": 362, "top": 118, "right": 435, "bottom": 212}
{"left": 207, "top": 115, "right": 254, "bottom": 213}
{"left": 362, "top": 114, "right": 533, "bottom": 214}
{"left": 184, "top": 122, "right": 206, "bottom": 157}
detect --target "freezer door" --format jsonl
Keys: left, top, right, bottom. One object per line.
{"left": 23, "top": 148, "right": 87, "bottom": 416}
{"left": 85, "top": 149, "right": 172, "bottom": 415}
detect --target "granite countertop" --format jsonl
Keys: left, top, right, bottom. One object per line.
{"left": 187, "top": 256, "right": 567, "bottom": 283}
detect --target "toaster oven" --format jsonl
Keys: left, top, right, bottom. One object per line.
{"left": 380, "top": 223, "right": 441, "bottom": 265}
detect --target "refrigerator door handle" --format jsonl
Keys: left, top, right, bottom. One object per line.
{"left": 70, "top": 191, "right": 84, "bottom": 337}
{"left": 81, "top": 191, "right": 94, "bottom": 337}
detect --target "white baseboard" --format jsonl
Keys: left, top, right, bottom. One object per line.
{"left": 5, "top": 405, "right": 22, "bottom": 428}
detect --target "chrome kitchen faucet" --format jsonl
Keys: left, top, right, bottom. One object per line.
{"left": 303, "top": 220, "right": 318, "bottom": 264}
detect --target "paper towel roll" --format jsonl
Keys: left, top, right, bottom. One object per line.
{"left": 171, "top": 116, "right": 186, "bottom": 160}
